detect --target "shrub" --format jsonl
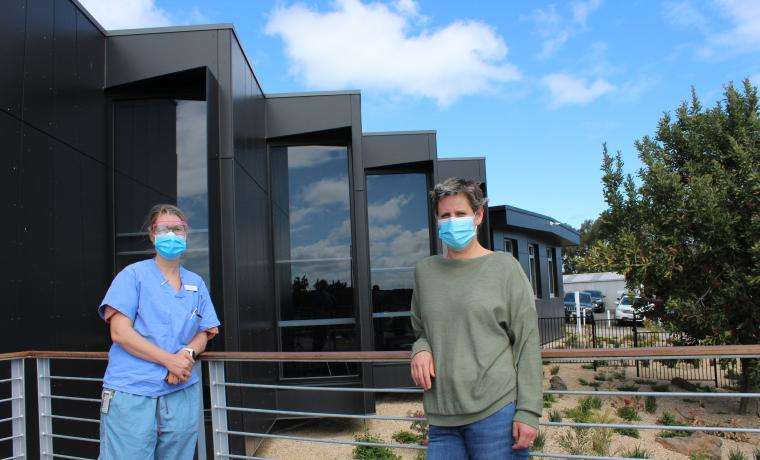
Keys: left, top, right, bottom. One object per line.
{"left": 658, "top": 429, "right": 691, "bottom": 438}
{"left": 548, "top": 409, "right": 562, "bottom": 422}
{"left": 614, "top": 427, "right": 640, "bottom": 438}
{"left": 644, "top": 396, "right": 657, "bottom": 413}
{"left": 634, "top": 379, "right": 655, "bottom": 385}
{"left": 616, "top": 405, "right": 641, "bottom": 421}
{"left": 594, "top": 373, "right": 607, "bottom": 382}
{"left": 543, "top": 393, "right": 557, "bottom": 408}
{"left": 590, "top": 409, "right": 615, "bottom": 456}
{"left": 408, "top": 410, "right": 429, "bottom": 440}
{"left": 596, "top": 360, "right": 609, "bottom": 366}
{"left": 651, "top": 383, "right": 670, "bottom": 392}
{"left": 617, "top": 384, "right": 640, "bottom": 392}
{"left": 582, "top": 396, "right": 603, "bottom": 411}
{"left": 728, "top": 449, "right": 747, "bottom": 460}
{"left": 578, "top": 378, "right": 590, "bottom": 386}
{"left": 619, "top": 445, "right": 652, "bottom": 458}
{"left": 581, "top": 363, "right": 595, "bottom": 370}
{"left": 353, "top": 430, "right": 400, "bottom": 460}
{"left": 558, "top": 427, "right": 591, "bottom": 455}
{"left": 550, "top": 366, "right": 560, "bottom": 376}
{"left": 690, "top": 452, "right": 711, "bottom": 460}
{"left": 391, "top": 430, "right": 421, "bottom": 444}
{"left": 565, "top": 405, "right": 593, "bottom": 423}
{"left": 589, "top": 381, "right": 602, "bottom": 388}
{"left": 614, "top": 370, "right": 627, "bottom": 381}
{"left": 658, "top": 411, "right": 677, "bottom": 426}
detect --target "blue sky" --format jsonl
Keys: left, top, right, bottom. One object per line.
{"left": 81, "top": 0, "right": 760, "bottom": 228}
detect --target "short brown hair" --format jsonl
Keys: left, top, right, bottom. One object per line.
{"left": 429, "top": 177, "right": 489, "bottom": 214}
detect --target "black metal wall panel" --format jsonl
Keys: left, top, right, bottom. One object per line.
{"left": 24, "top": 0, "right": 56, "bottom": 133}
{"left": 53, "top": 0, "right": 78, "bottom": 146}
{"left": 0, "top": 0, "right": 26, "bottom": 118}
{"left": 106, "top": 30, "right": 220, "bottom": 88}
{"left": 0, "top": 112, "right": 22, "bottom": 347}
{"left": 362, "top": 132, "right": 434, "bottom": 169}
{"left": 75, "top": 10, "right": 105, "bottom": 161}
{"left": 19, "top": 126, "right": 54, "bottom": 351}
{"left": 266, "top": 94, "right": 353, "bottom": 139}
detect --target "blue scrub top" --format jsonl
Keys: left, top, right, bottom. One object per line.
{"left": 98, "top": 258, "right": 221, "bottom": 397}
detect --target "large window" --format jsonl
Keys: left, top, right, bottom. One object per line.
{"left": 114, "top": 100, "right": 210, "bottom": 286}
{"left": 366, "top": 173, "right": 431, "bottom": 351}
{"left": 547, "top": 247, "right": 558, "bottom": 298}
{"left": 528, "top": 244, "right": 542, "bottom": 298}
{"left": 503, "top": 238, "right": 518, "bottom": 260}
{"left": 271, "top": 145, "right": 357, "bottom": 378}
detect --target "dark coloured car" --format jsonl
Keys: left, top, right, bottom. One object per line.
{"left": 583, "top": 290, "right": 606, "bottom": 313}
{"left": 563, "top": 292, "right": 595, "bottom": 322}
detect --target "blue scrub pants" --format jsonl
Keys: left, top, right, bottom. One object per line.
{"left": 426, "top": 402, "right": 530, "bottom": 460}
{"left": 99, "top": 383, "right": 201, "bottom": 460}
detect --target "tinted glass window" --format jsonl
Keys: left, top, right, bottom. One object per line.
{"left": 271, "top": 145, "right": 358, "bottom": 378}
{"left": 564, "top": 293, "right": 575, "bottom": 302}
{"left": 115, "top": 100, "right": 210, "bottom": 286}
{"left": 366, "top": 173, "right": 430, "bottom": 351}
{"left": 580, "top": 293, "right": 592, "bottom": 303}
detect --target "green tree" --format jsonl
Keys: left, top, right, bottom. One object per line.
{"left": 586, "top": 80, "right": 759, "bottom": 415}
{"left": 563, "top": 218, "right": 605, "bottom": 273}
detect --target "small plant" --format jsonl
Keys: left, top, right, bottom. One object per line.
{"left": 613, "top": 369, "right": 627, "bottom": 381}
{"left": 614, "top": 427, "right": 640, "bottom": 438}
{"left": 619, "top": 445, "right": 651, "bottom": 458}
{"left": 634, "top": 379, "right": 655, "bottom": 385}
{"left": 565, "top": 404, "right": 593, "bottom": 423}
{"left": 590, "top": 409, "right": 615, "bottom": 456}
{"left": 353, "top": 430, "right": 400, "bottom": 460}
{"left": 658, "top": 429, "right": 691, "bottom": 438}
{"left": 582, "top": 396, "right": 603, "bottom": 411}
{"left": 550, "top": 366, "right": 560, "bottom": 376}
{"left": 651, "top": 383, "right": 670, "bottom": 392}
{"left": 658, "top": 411, "right": 677, "bottom": 426}
{"left": 617, "top": 384, "right": 639, "bottom": 392}
{"left": 548, "top": 409, "right": 562, "bottom": 422}
{"left": 690, "top": 452, "right": 711, "bottom": 460}
{"left": 557, "top": 426, "right": 591, "bottom": 455}
{"left": 644, "top": 396, "right": 657, "bottom": 413}
{"left": 578, "top": 378, "right": 590, "bottom": 386}
{"left": 594, "top": 373, "right": 607, "bottom": 382}
{"left": 391, "top": 430, "right": 421, "bottom": 444}
{"left": 596, "top": 360, "right": 608, "bottom": 366}
{"left": 588, "top": 381, "right": 602, "bottom": 388}
{"left": 543, "top": 393, "right": 557, "bottom": 408}
{"left": 754, "top": 448, "right": 759, "bottom": 460}
{"left": 616, "top": 405, "right": 641, "bottom": 421}
{"left": 532, "top": 430, "right": 546, "bottom": 451}
{"left": 581, "top": 363, "right": 595, "bottom": 370}
{"left": 413, "top": 451, "right": 426, "bottom": 460}
{"left": 408, "top": 410, "right": 429, "bottom": 440}
{"left": 728, "top": 448, "right": 747, "bottom": 460}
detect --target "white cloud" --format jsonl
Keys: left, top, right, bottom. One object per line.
{"left": 78, "top": 0, "right": 171, "bottom": 29}
{"left": 662, "top": 1, "right": 710, "bottom": 33}
{"left": 368, "top": 195, "right": 412, "bottom": 223}
{"left": 541, "top": 73, "right": 615, "bottom": 107}
{"left": 301, "top": 176, "right": 349, "bottom": 207}
{"left": 265, "top": 0, "right": 520, "bottom": 106}
{"left": 288, "top": 147, "right": 345, "bottom": 168}
{"left": 526, "top": 0, "right": 603, "bottom": 59}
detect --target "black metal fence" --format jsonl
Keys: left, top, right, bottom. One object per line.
{"left": 538, "top": 316, "right": 743, "bottom": 389}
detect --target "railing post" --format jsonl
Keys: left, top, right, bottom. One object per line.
{"left": 11, "top": 359, "right": 26, "bottom": 459}
{"left": 209, "top": 360, "right": 229, "bottom": 459}
{"left": 632, "top": 315, "right": 640, "bottom": 377}
{"left": 713, "top": 359, "right": 719, "bottom": 388}
{"left": 197, "top": 363, "right": 207, "bottom": 460}
{"left": 591, "top": 319, "right": 598, "bottom": 371}
{"left": 37, "top": 358, "right": 53, "bottom": 460}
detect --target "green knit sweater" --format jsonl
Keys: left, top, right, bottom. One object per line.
{"left": 410, "top": 251, "right": 543, "bottom": 428}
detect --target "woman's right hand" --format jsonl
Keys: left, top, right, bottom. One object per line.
{"left": 411, "top": 351, "right": 435, "bottom": 390}
{"left": 163, "top": 351, "right": 194, "bottom": 381}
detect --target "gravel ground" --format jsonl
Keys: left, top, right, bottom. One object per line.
{"left": 253, "top": 362, "right": 759, "bottom": 459}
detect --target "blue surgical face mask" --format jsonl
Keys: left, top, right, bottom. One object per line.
{"left": 438, "top": 216, "right": 476, "bottom": 251}
{"left": 154, "top": 232, "right": 187, "bottom": 260}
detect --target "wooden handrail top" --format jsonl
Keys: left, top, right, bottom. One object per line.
{"left": 0, "top": 344, "right": 757, "bottom": 362}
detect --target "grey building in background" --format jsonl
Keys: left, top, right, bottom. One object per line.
{"left": 489, "top": 205, "right": 580, "bottom": 344}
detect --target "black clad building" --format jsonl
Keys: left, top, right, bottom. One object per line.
{"left": 1, "top": 0, "right": 577, "bottom": 457}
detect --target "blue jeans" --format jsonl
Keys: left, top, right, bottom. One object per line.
{"left": 427, "top": 402, "right": 530, "bottom": 460}
{"left": 99, "top": 382, "right": 201, "bottom": 459}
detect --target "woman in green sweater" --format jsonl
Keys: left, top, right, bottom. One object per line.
{"left": 410, "top": 178, "right": 542, "bottom": 459}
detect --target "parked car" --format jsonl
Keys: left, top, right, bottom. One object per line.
{"left": 563, "top": 292, "right": 595, "bottom": 322}
{"left": 614, "top": 296, "right": 653, "bottom": 325}
{"left": 582, "top": 290, "right": 606, "bottom": 313}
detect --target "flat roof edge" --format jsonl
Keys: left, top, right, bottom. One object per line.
{"left": 363, "top": 130, "right": 436, "bottom": 136}
{"left": 70, "top": 0, "right": 108, "bottom": 35}
{"left": 438, "top": 156, "right": 486, "bottom": 161}
{"left": 107, "top": 23, "right": 235, "bottom": 36}
{"left": 266, "top": 90, "right": 361, "bottom": 98}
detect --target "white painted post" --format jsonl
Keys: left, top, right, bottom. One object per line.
{"left": 209, "top": 361, "right": 229, "bottom": 460}
{"left": 37, "top": 358, "right": 53, "bottom": 460}
{"left": 574, "top": 291, "right": 582, "bottom": 336}
{"left": 11, "top": 359, "right": 25, "bottom": 459}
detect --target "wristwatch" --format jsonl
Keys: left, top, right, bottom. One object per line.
{"left": 183, "top": 347, "right": 196, "bottom": 360}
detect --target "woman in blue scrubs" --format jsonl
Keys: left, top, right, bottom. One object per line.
{"left": 97, "top": 204, "right": 221, "bottom": 460}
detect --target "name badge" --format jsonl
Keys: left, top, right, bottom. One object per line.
{"left": 184, "top": 284, "right": 198, "bottom": 292}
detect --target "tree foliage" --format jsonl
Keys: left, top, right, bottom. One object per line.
{"left": 563, "top": 218, "right": 604, "bottom": 273}
{"left": 584, "top": 80, "right": 759, "bottom": 412}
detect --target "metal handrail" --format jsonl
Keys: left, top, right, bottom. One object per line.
{"left": 0, "top": 346, "right": 756, "bottom": 460}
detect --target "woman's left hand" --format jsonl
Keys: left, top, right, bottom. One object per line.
{"left": 512, "top": 421, "right": 537, "bottom": 450}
